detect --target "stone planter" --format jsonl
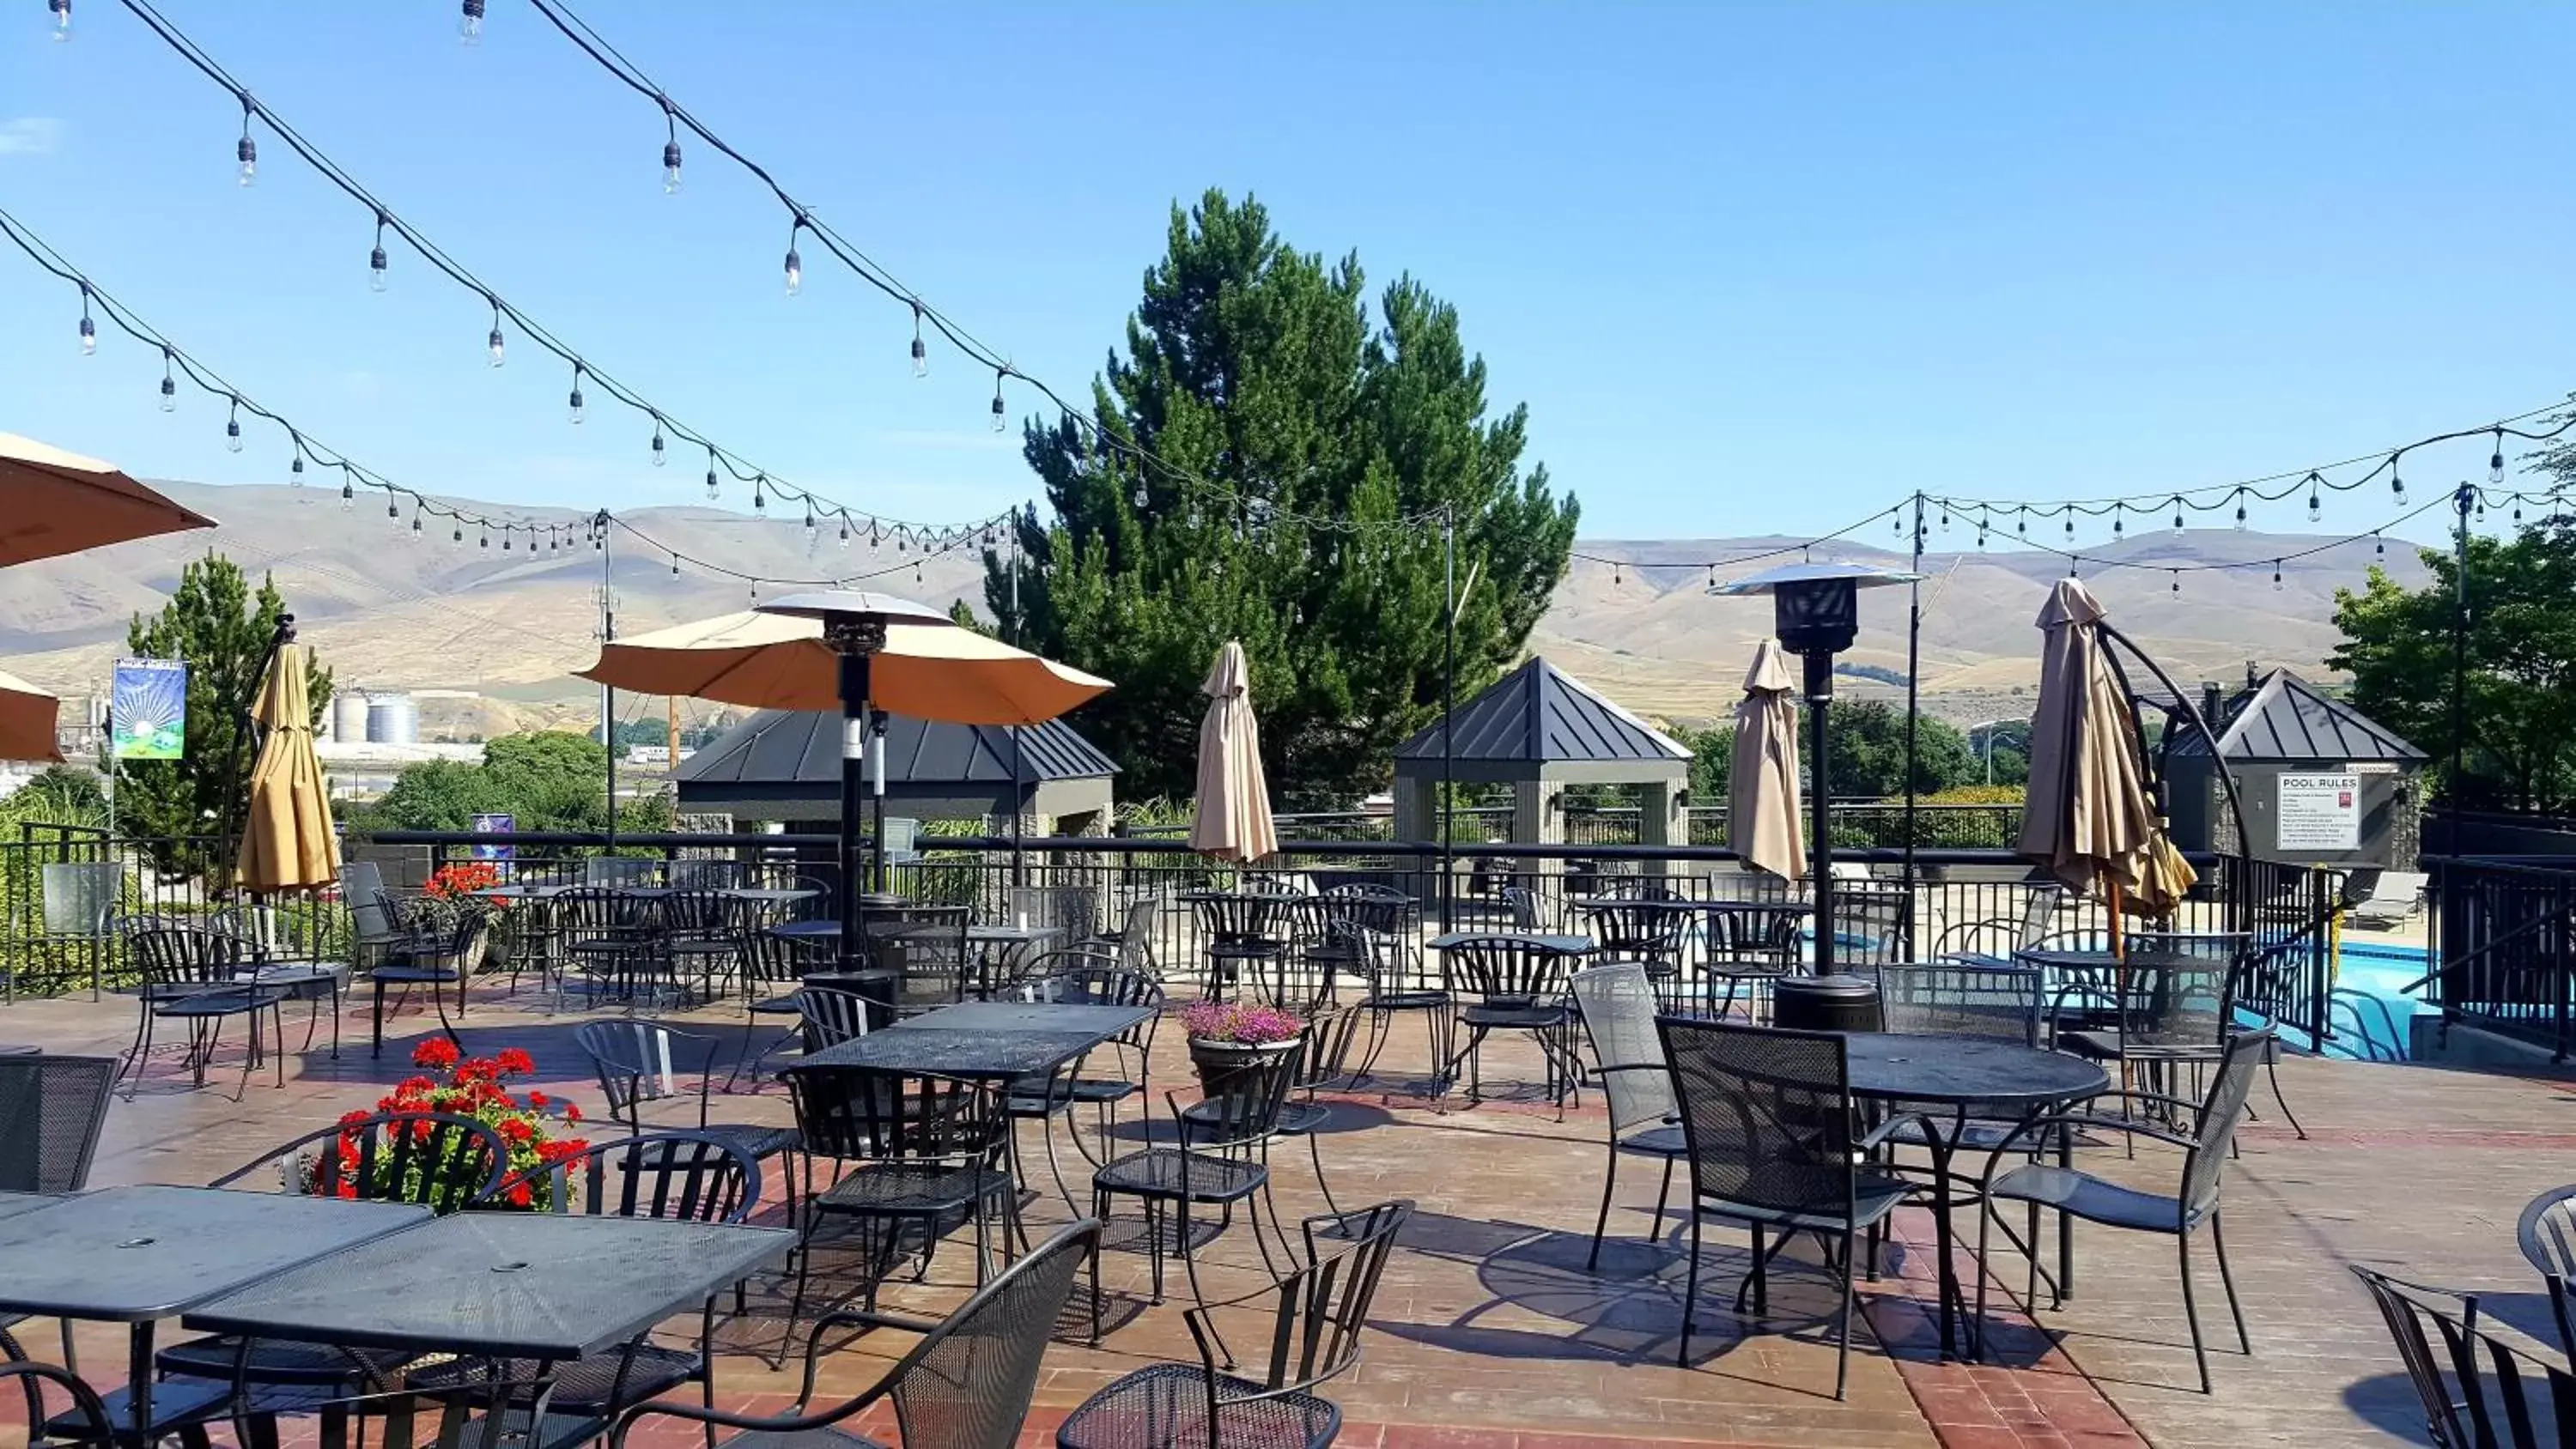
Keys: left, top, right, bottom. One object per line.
{"left": 1187, "top": 1034, "right": 1305, "bottom": 1102}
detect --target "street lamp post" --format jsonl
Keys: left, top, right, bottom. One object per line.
{"left": 1712, "top": 562, "right": 1918, "bottom": 974}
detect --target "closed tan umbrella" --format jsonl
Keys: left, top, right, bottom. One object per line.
{"left": 1728, "top": 640, "right": 1803, "bottom": 880}
{"left": 0, "top": 432, "right": 216, "bottom": 567}
{"left": 2016, "top": 578, "right": 2194, "bottom": 916}
{"left": 1190, "top": 641, "right": 1277, "bottom": 865}
{"left": 235, "top": 641, "right": 340, "bottom": 892}
{"left": 578, "top": 605, "right": 1109, "bottom": 725}
{"left": 0, "top": 670, "right": 63, "bottom": 763}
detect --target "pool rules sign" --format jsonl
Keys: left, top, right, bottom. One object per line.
{"left": 2275, "top": 772, "right": 2361, "bottom": 852}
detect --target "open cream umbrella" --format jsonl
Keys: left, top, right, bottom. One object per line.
{"left": 235, "top": 634, "right": 339, "bottom": 892}
{"left": 1728, "top": 639, "right": 1803, "bottom": 880}
{"left": 0, "top": 671, "right": 64, "bottom": 763}
{"left": 2016, "top": 578, "right": 2195, "bottom": 923}
{"left": 1189, "top": 642, "right": 1277, "bottom": 864}
{"left": 0, "top": 431, "right": 216, "bottom": 567}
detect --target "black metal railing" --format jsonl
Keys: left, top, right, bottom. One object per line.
{"left": 2423, "top": 854, "right": 2576, "bottom": 1061}
{"left": 1, "top": 823, "right": 349, "bottom": 996}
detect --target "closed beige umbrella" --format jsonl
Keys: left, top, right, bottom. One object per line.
{"left": 2016, "top": 578, "right": 2194, "bottom": 916}
{"left": 234, "top": 642, "right": 340, "bottom": 892}
{"left": 578, "top": 605, "right": 1109, "bottom": 725}
{"left": 0, "top": 670, "right": 63, "bottom": 763}
{"left": 0, "top": 431, "right": 216, "bottom": 567}
{"left": 1728, "top": 639, "right": 1803, "bottom": 880}
{"left": 1190, "top": 641, "right": 1278, "bottom": 864}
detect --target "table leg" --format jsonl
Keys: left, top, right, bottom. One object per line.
{"left": 2057, "top": 1120, "right": 2075, "bottom": 1301}
{"left": 1929, "top": 1108, "right": 1961, "bottom": 1358}
{"left": 125, "top": 1319, "right": 155, "bottom": 1442}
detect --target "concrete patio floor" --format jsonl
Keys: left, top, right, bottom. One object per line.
{"left": 0, "top": 977, "right": 2553, "bottom": 1448}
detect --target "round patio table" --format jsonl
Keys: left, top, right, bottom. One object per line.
{"left": 1832, "top": 1032, "right": 2108, "bottom": 1359}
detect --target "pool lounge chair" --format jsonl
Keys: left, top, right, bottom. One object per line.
{"left": 2344, "top": 870, "right": 2427, "bottom": 930}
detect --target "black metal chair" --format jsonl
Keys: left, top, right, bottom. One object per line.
{"left": 368, "top": 894, "right": 479, "bottom": 1058}
{"left": 781, "top": 1065, "right": 1023, "bottom": 1326}
{"left": 574, "top": 1019, "right": 802, "bottom": 1228}
{"left": 1701, "top": 904, "right": 1803, "bottom": 1022}
{"left": 1338, "top": 918, "right": 1451, "bottom": 1099}
{"left": 1008, "top": 956, "right": 1162, "bottom": 1167}
{"left": 1874, "top": 961, "right": 2044, "bottom": 1046}
{"left": 2354, "top": 1266, "right": 2576, "bottom": 1449}
{"left": 1434, "top": 934, "right": 1585, "bottom": 1114}
{"left": 2050, "top": 947, "right": 2236, "bottom": 1110}
{"left": 727, "top": 925, "right": 825, "bottom": 1092}
{"left": 2515, "top": 1183, "right": 2576, "bottom": 1357}
{"left": 1573, "top": 900, "right": 1691, "bottom": 1010}
{"left": 797, "top": 984, "right": 878, "bottom": 1053}
{"left": 610, "top": 1219, "right": 1100, "bottom": 1449}
{"left": 870, "top": 905, "right": 975, "bottom": 1009}
{"left": 1934, "top": 882, "right": 2069, "bottom": 967}
{"left": 1194, "top": 893, "right": 1296, "bottom": 1004}
{"left": 119, "top": 923, "right": 287, "bottom": 1097}
{"left": 556, "top": 886, "right": 657, "bottom": 1005}
{"left": 3, "top": 1359, "right": 126, "bottom": 1449}
{"left": 0, "top": 1055, "right": 115, "bottom": 1373}
{"left": 1974, "top": 1028, "right": 2269, "bottom": 1394}
{"left": 1657, "top": 1016, "right": 1927, "bottom": 1399}
{"left": 659, "top": 886, "right": 746, "bottom": 1003}
{"left": 404, "top": 1133, "right": 762, "bottom": 1431}
{"left": 1091, "top": 1046, "right": 1302, "bottom": 1325}
{"left": 1054, "top": 1200, "right": 1415, "bottom": 1449}
{"left": 1565, "top": 965, "right": 1685, "bottom": 1270}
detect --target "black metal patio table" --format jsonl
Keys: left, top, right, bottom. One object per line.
{"left": 184, "top": 1212, "right": 791, "bottom": 1449}
{"left": 789, "top": 1000, "right": 1154, "bottom": 1080}
{"left": 1833, "top": 1032, "right": 2109, "bottom": 1358}
{"left": 0, "top": 1185, "right": 429, "bottom": 1440}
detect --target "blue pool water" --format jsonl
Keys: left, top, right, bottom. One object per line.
{"left": 2321, "top": 942, "right": 2430, "bottom": 1062}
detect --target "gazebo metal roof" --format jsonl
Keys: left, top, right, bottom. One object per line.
{"left": 2170, "top": 669, "right": 2426, "bottom": 766}
{"left": 676, "top": 708, "right": 1116, "bottom": 820}
{"left": 1394, "top": 656, "right": 1690, "bottom": 785}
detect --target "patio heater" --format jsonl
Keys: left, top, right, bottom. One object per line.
{"left": 1712, "top": 562, "right": 1918, "bottom": 973}
{"left": 756, "top": 591, "right": 949, "bottom": 976}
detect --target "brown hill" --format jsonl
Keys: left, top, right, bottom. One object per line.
{"left": 0, "top": 482, "right": 2432, "bottom": 732}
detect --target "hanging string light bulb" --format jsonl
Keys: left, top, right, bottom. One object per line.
{"left": 567, "top": 363, "right": 586, "bottom": 425}
{"left": 235, "top": 98, "right": 258, "bottom": 186}
{"left": 991, "top": 370, "right": 1009, "bottom": 433}
{"left": 478, "top": 522, "right": 489, "bottom": 549}
{"left": 2374, "top": 531, "right": 2385, "bottom": 559}
{"left": 288, "top": 440, "right": 304, "bottom": 486}
{"left": 838, "top": 516, "right": 851, "bottom": 549}
{"left": 659, "top": 102, "right": 683, "bottom": 195}
{"left": 487, "top": 299, "right": 507, "bottom": 367}
{"left": 783, "top": 216, "right": 804, "bottom": 297}
{"left": 385, "top": 491, "right": 398, "bottom": 522}
{"left": 671, "top": 554, "right": 680, "bottom": 578}
{"left": 452, "top": 520, "right": 464, "bottom": 546}
{"left": 704, "top": 447, "right": 720, "bottom": 501}
{"left": 911, "top": 304, "right": 927, "bottom": 378}
{"left": 223, "top": 397, "right": 243, "bottom": 452}
{"left": 803, "top": 497, "right": 817, "bottom": 537}
{"left": 2271, "top": 561, "right": 2283, "bottom": 591}
{"left": 2015, "top": 507, "right": 2026, "bottom": 537}
{"left": 548, "top": 526, "right": 559, "bottom": 552}
{"left": 752, "top": 475, "right": 766, "bottom": 513}
{"left": 1893, "top": 512, "right": 1904, "bottom": 537}
{"left": 459, "top": 0, "right": 484, "bottom": 44}
{"left": 2172, "top": 496, "right": 2185, "bottom": 534}
{"left": 501, "top": 524, "right": 513, "bottom": 551}
{"left": 410, "top": 502, "right": 423, "bottom": 537}
{"left": 368, "top": 212, "right": 389, "bottom": 293}
{"left": 2390, "top": 454, "right": 2406, "bottom": 506}
{"left": 337, "top": 475, "right": 354, "bottom": 511}
{"left": 158, "top": 348, "right": 177, "bottom": 412}
{"left": 77, "top": 284, "right": 94, "bottom": 355}
{"left": 48, "top": 0, "right": 70, "bottom": 41}
{"left": 2492, "top": 428, "right": 2507, "bottom": 487}
{"left": 2171, "top": 571, "right": 2180, "bottom": 596}
{"left": 914, "top": 560, "right": 923, "bottom": 585}
{"left": 2063, "top": 512, "right": 2075, "bottom": 541}
{"left": 1613, "top": 562, "right": 1622, "bottom": 586}
{"left": 648, "top": 417, "right": 665, "bottom": 467}
{"left": 1938, "top": 506, "right": 1950, "bottom": 531}
{"left": 2233, "top": 488, "right": 2248, "bottom": 530}
{"left": 2306, "top": 473, "right": 2323, "bottom": 524}
{"left": 2111, "top": 503, "right": 2123, "bottom": 538}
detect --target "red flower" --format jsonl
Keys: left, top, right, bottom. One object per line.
{"left": 412, "top": 1039, "right": 461, "bottom": 1070}
{"left": 498, "top": 1118, "right": 534, "bottom": 1144}
{"left": 495, "top": 1048, "right": 536, "bottom": 1076}
{"left": 505, "top": 1181, "right": 532, "bottom": 1208}
{"left": 526, "top": 1090, "right": 548, "bottom": 1109}
{"left": 562, "top": 1103, "right": 582, "bottom": 1125}
{"left": 337, "top": 1109, "right": 370, "bottom": 1128}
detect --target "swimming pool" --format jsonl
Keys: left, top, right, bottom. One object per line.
{"left": 2322, "top": 941, "right": 2429, "bottom": 1062}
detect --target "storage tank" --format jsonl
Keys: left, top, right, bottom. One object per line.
{"left": 331, "top": 690, "right": 371, "bottom": 743}
{"left": 365, "top": 694, "right": 418, "bottom": 745}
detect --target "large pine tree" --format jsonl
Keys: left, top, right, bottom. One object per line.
{"left": 986, "top": 191, "right": 1577, "bottom": 803}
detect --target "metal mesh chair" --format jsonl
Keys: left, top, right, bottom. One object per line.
{"left": 1055, "top": 1201, "right": 1415, "bottom": 1449}
{"left": 2355, "top": 1267, "right": 2574, "bottom": 1449}
{"left": 659, "top": 887, "right": 747, "bottom": 1003}
{"left": 1433, "top": 934, "right": 1585, "bottom": 1114}
{"left": 1194, "top": 894, "right": 1297, "bottom": 1004}
{"left": 2518, "top": 1184, "right": 2576, "bottom": 1357}
{"left": 1974, "top": 1028, "right": 2268, "bottom": 1393}
{"left": 368, "top": 898, "right": 479, "bottom": 1058}
{"left": 1874, "top": 961, "right": 2044, "bottom": 1045}
{"left": 556, "top": 887, "right": 657, "bottom": 1004}
{"left": 1935, "top": 882, "right": 2069, "bottom": 967}
{"left": 611, "top": 1219, "right": 1100, "bottom": 1449}
{"left": 584, "top": 857, "right": 660, "bottom": 888}
{"left": 871, "top": 906, "right": 975, "bottom": 1009}
{"left": 1091, "top": 1047, "right": 1302, "bottom": 1323}
{"left": 1572, "top": 901, "right": 1691, "bottom": 1009}
{"left": 574, "top": 1020, "right": 801, "bottom": 1222}
{"left": 1009, "top": 960, "right": 1161, "bottom": 1170}
{"left": 1657, "top": 1017, "right": 1923, "bottom": 1398}
{"left": 120, "top": 924, "right": 286, "bottom": 1097}
{"left": 0, "top": 1055, "right": 115, "bottom": 1373}
{"left": 797, "top": 985, "right": 878, "bottom": 1053}
{"left": 1702, "top": 905, "right": 1803, "bottom": 1022}
{"left": 1566, "top": 966, "right": 1685, "bottom": 1270}
{"left": 1008, "top": 884, "right": 1101, "bottom": 942}
{"left": 728, "top": 925, "right": 825, "bottom": 1091}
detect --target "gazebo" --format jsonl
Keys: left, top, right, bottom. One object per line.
{"left": 2164, "top": 666, "right": 2427, "bottom": 867}
{"left": 676, "top": 708, "right": 1118, "bottom": 834}
{"left": 1392, "top": 656, "right": 1693, "bottom": 852}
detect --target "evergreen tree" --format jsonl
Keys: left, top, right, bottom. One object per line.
{"left": 985, "top": 190, "right": 1577, "bottom": 803}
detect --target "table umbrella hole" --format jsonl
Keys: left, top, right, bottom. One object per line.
{"left": 489, "top": 1261, "right": 531, "bottom": 1273}
{"left": 115, "top": 1237, "right": 156, "bottom": 1249}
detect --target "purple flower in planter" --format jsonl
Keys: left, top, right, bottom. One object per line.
{"left": 1181, "top": 998, "right": 1306, "bottom": 1045}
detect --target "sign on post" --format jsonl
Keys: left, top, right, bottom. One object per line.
{"left": 2275, "top": 772, "right": 2360, "bottom": 852}
{"left": 470, "top": 812, "right": 516, "bottom": 872}
{"left": 108, "top": 658, "right": 188, "bottom": 761}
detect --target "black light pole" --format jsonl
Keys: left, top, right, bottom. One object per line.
{"left": 1442, "top": 512, "right": 1456, "bottom": 933}
{"left": 1901, "top": 492, "right": 1924, "bottom": 956}
{"left": 2449, "top": 481, "right": 2475, "bottom": 802}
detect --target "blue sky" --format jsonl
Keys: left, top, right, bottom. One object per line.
{"left": 1, "top": 1, "right": 2567, "bottom": 547}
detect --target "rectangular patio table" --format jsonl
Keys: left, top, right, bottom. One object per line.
{"left": 0, "top": 1185, "right": 429, "bottom": 1440}
{"left": 185, "top": 1212, "right": 791, "bottom": 1449}
{"left": 789, "top": 1000, "right": 1153, "bottom": 1080}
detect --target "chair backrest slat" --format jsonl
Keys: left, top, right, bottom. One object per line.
{"left": 214, "top": 1111, "right": 507, "bottom": 1212}
{"left": 2355, "top": 1266, "right": 2576, "bottom": 1449}
{"left": 489, "top": 1131, "right": 756, "bottom": 1222}
{"left": 787, "top": 1066, "right": 1001, "bottom": 1165}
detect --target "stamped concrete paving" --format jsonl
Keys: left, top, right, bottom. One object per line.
{"left": 0, "top": 980, "right": 2549, "bottom": 1446}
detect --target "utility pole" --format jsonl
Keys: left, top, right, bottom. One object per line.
{"left": 596, "top": 509, "right": 617, "bottom": 841}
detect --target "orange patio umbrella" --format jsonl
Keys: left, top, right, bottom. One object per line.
{"left": 0, "top": 431, "right": 215, "bottom": 567}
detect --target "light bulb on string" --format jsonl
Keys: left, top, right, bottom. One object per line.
{"left": 2063, "top": 512, "right": 2074, "bottom": 541}
{"left": 2374, "top": 532, "right": 2385, "bottom": 559}
{"left": 459, "top": 0, "right": 483, "bottom": 44}
{"left": 2390, "top": 456, "right": 2406, "bottom": 506}
{"left": 2306, "top": 473, "right": 2322, "bottom": 523}
{"left": 783, "top": 218, "right": 804, "bottom": 297}
{"left": 548, "top": 527, "right": 559, "bottom": 552}
{"left": 567, "top": 364, "right": 586, "bottom": 425}
{"left": 910, "top": 305, "right": 927, "bottom": 378}
{"left": 48, "top": 0, "right": 69, "bottom": 41}
{"left": 660, "top": 106, "right": 683, "bottom": 194}
{"left": 501, "top": 526, "right": 512, "bottom": 551}
{"left": 235, "top": 100, "right": 258, "bottom": 186}
{"left": 2476, "top": 493, "right": 2487, "bottom": 522}
{"left": 2172, "top": 497, "right": 2185, "bottom": 534}
{"left": 2171, "top": 571, "right": 2180, "bottom": 596}
{"left": 368, "top": 213, "right": 389, "bottom": 292}
{"left": 1893, "top": 512, "right": 1903, "bottom": 537}
{"left": 2272, "top": 561, "right": 2282, "bottom": 591}
{"left": 1938, "top": 507, "right": 1949, "bottom": 531}
{"left": 671, "top": 555, "right": 679, "bottom": 578}
{"left": 410, "top": 505, "right": 422, "bottom": 538}
{"left": 2014, "top": 508, "right": 2026, "bottom": 537}
{"left": 2492, "top": 430, "right": 2507, "bottom": 487}
{"left": 223, "top": 399, "right": 243, "bottom": 453}
{"left": 803, "top": 499, "right": 817, "bottom": 537}
{"left": 385, "top": 493, "right": 398, "bottom": 523}
{"left": 752, "top": 475, "right": 766, "bottom": 513}
{"left": 897, "top": 530, "right": 908, "bottom": 553}
{"left": 478, "top": 523, "right": 489, "bottom": 549}
{"left": 748, "top": 579, "right": 758, "bottom": 604}
{"left": 77, "top": 287, "right": 94, "bottom": 355}
{"left": 991, "top": 370, "right": 1009, "bottom": 433}
{"left": 487, "top": 300, "right": 507, "bottom": 367}
{"left": 452, "top": 521, "right": 463, "bottom": 546}
{"left": 704, "top": 448, "right": 720, "bottom": 500}
{"left": 288, "top": 448, "right": 304, "bottom": 487}
{"left": 914, "top": 561, "right": 923, "bottom": 585}
{"left": 337, "top": 476, "right": 354, "bottom": 512}
{"left": 649, "top": 419, "right": 665, "bottom": 467}
{"left": 2233, "top": 490, "right": 2248, "bottom": 531}
{"left": 838, "top": 517, "right": 850, "bottom": 549}
{"left": 158, "top": 349, "right": 177, "bottom": 413}
{"left": 2111, "top": 505, "right": 2123, "bottom": 539}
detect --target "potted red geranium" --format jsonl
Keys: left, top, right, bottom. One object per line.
{"left": 309, "top": 1039, "right": 587, "bottom": 1208}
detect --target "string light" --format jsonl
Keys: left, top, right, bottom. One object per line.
{"left": 410, "top": 503, "right": 422, "bottom": 537}
{"left": 385, "top": 491, "right": 398, "bottom": 521}
{"left": 2374, "top": 531, "right": 2385, "bottom": 559}
{"left": 704, "top": 447, "right": 719, "bottom": 500}
{"left": 2492, "top": 429, "right": 2507, "bottom": 487}
{"left": 48, "top": 0, "right": 70, "bottom": 41}
{"left": 671, "top": 554, "right": 679, "bottom": 577}
{"left": 368, "top": 212, "right": 389, "bottom": 293}
{"left": 77, "top": 285, "right": 94, "bottom": 355}
{"left": 223, "top": 397, "right": 243, "bottom": 452}
{"left": 911, "top": 305, "right": 927, "bottom": 379}
{"left": 2111, "top": 503, "right": 2123, "bottom": 538}
{"left": 783, "top": 217, "right": 803, "bottom": 298}
{"left": 648, "top": 417, "right": 665, "bottom": 466}
{"left": 2172, "top": 497, "right": 2184, "bottom": 534}
{"left": 2391, "top": 457, "right": 2406, "bottom": 506}
{"left": 478, "top": 522, "right": 489, "bottom": 549}
{"left": 338, "top": 476, "right": 354, "bottom": 512}
{"left": 838, "top": 516, "right": 850, "bottom": 549}
{"left": 234, "top": 97, "right": 257, "bottom": 186}
{"left": 459, "top": 0, "right": 483, "bottom": 44}
{"left": 158, "top": 348, "right": 177, "bottom": 412}
{"left": 288, "top": 438, "right": 303, "bottom": 486}
{"left": 1133, "top": 482, "right": 1148, "bottom": 511}
{"left": 2306, "top": 473, "right": 2323, "bottom": 523}
{"left": 991, "top": 369, "right": 1009, "bottom": 433}
{"left": 2171, "top": 571, "right": 2180, "bottom": 595}
{"left": 2015, "top": 508, "right": 2026, "bottom": 537}
{"left": 453, "top": 521, "right": 464, "bottom": 546}
{"left": 659, "top": 101, "right": 683, "bottom": 195}
{"left": 2233, "top": 489, "right": 2248, "bottom": 530}
{"left": 803, "top": 498, "right": 817, "bottom": 537}
{"left": 2271, "top": 561, "right": 2282, "bottom": 590}
{"left": 567, "top": 363, "right": 586, "bottom": 425}
{"left": 501, "top": 524, "right": 512, "bottom": 551}
{"left": 487, "top": 299, "right": 507, "bottom": 367}
{"left": 752, "top": 474, "right": 766, "bottom": 513}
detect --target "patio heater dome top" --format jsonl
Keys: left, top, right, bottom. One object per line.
{"left": 1711, "top": 561, "right": 1920, "bottom": 658}
{"left": 753, "top": 590, "right": 953, "bottom": 626}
